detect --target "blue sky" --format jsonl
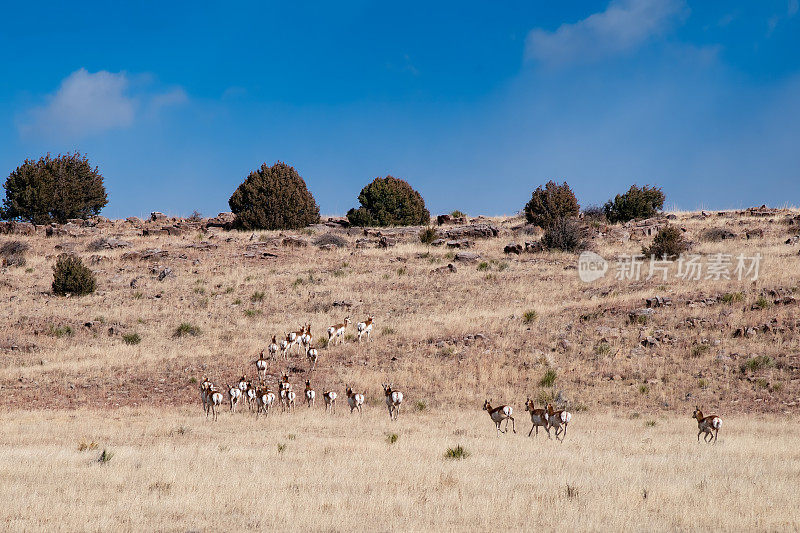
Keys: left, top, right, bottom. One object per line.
{"left": 1, "top": 1, "right": 798, "bottom": 218}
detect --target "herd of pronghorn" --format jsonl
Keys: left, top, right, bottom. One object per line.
{"left": 197, "top": 315, "right": 723, "bottom": 444}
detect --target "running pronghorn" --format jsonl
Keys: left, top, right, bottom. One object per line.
{"left": 255, "top": 351, "right": 268, "bottom": 380}
{"left": 382, "top": 382, "right": 403, "bottom": 420}
{"left": 268, "top": 336, "right": 279, "bottom": 359}
{"left": 327, "top": 317, "right": 350, "bottom": 346}
{"left": 255, "top": 386, "right": 276, "bottom": 419}
{"left": 307, "top": 345, "right": 319, "bottom": 369}
{"left": 301, "top": 324, "right": 313, "bottom": 350}
{"left": 546, "top": 403, "right": 572, "bottom": 442}
{"left": 207, "top": 386, "right": 224, "bottom": 421}
{"left": 323, "top": 390, "right": 338, "bottom": 414}
{"left": 280, "top": 334, "right": 291, "bottom": 360}
{"left": 228, "top": 384, "right": 242, "bottom": 412}
{"left": 692, "top": 406, "right": 722, "bottom": 444}
{"left": 304, "top": 380, "right": 316, "bottom": 408}
{"left": 345, "top": 386, "right": 364, "bottom": 415}
{"left": 357, "top": 316, "right": 374, "bottom": 342}
{"left": 524, "top": 398, "right": 551, "bottom": 439}
{"left": 483, "top": 400, "right": 515, "bottom": 437}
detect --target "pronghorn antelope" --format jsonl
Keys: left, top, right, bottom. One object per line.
{"left": 692, "top": 406, "right": 722, "bottom": 444}
{"left": 245, "top": 381, "right": 257, "bottom": 411}
{"left": 304, "top": 380, "right": 316, "bottom": 408}
{"left": 268, "top": 336, "right": 279, "bottom": 359}
{"left": 301, "top": 324, "right": 313, "bottom": 349}
{"left": 228, "top": 384, "right": 243, "bottom": 412}
{"left": 323, "top": 390, "right": 337, "bottom": 414}
{"left": 306, "top": 345, "right": 319, "bottom": 369}
{"left": 546, "top": 403, "right": 572, "bottom": 442}
{"left": 524, "top": 398, "right": 551, "bottom": 439}
{"left": 255, "top": 387, "right": 276, "bottom": 419}
{"left": 280, "top": 335, "right": 291, "bottom": 360}
{"left": 382, "top": 382, "right": 403, "bottom": 420}
{"left": 289, "top": 325, "right": 305, "bottom": 355}
{"left": 237, "top": 376, "right": 249, "bottom": 409}
{"left": 345, "top": 386, "right": 364, "bottom": 415}
{"left": 279, "top": 374, "right": 293, "bottom": 412}
{"left": 327, "top": 317, "right": 350, "bottom": 346}
{"left": 207, "top": 386, "right": 224, "bottom": 421}
{"left": 255, "top": 351, "right": 268, "bottom": 380}
{"left": 199, "top": 378, "right": 212, "bottom": 414}
{"left": 286, "top": 389, "right": 297, "bottom": 412}
{"left": 483, "top": 400, "right": 515, "bottom": 436}
{"left": 357, "top": 316, "right": 374, "bottom": 342}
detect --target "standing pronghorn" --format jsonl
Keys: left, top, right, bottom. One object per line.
{"left": 327, "top": 317, "right": 350, "bottom": 346}
{"left": 279, "top": 374, "right": 295, "bottom": 412}
{"left": 289, "top": 325, "right": 305, "bottom": 355}
{"left": 304, "top": 380, "right": 316, "bottom": 408}
{"left": 255, "top": 386, "right": 276, "bottom": 419}
{"left": 306, "top": 345, "right": 319, "bottom": 369}
{"left": 357, "top": 316, "right": 374, "bottom": 342}
{"left": 207, "top": 386, "right": 224, "bottom": 421}
{"left": 228, "top": 384, "right": 243, "bottom": 412}
{"left": 237, "top": 376, "right": 249, "bottom": 409}
{"left": 345, "top": 386, "right": 364, "bottom": 415}
{"left": 268, "top": 336, "right": 279, "bottom": 359}
{"left": 255, "top": 351, "right": 268, "bottom": 380}
{"left": 524, "top": 398, "right": 551, "bottom": 439}
{"left": 280, "top": 334, "right": 291, "bottom": 360}
{"left": 692, "top": 406, "right": 722, "bottom": 444}
{"left": 546, "top": 403, "right": 572, "bottom": 442}
{"left": 301, "top": 324, "right": 313, "bottom": 350}
{"left": 483, "top": 400, "right": 515, "bottom": 437}
{"left": 199, "top": 378, "right": 212, "bottom": 415}
{"left": 323, "top": 390, "right": 337, "bottom": 414}
{"left": 245, "top": 381, "right": 257, "bottom": 411}
{"left": 382, "top": 382, "right": 403, "bottom": 420}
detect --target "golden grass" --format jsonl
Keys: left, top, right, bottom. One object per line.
{"left": 0, "top": 408, "right": 799, "bottom": 531}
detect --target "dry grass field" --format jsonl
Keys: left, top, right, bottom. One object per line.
{"left": 1, "top": 208, "right": 800, "bottom": 530}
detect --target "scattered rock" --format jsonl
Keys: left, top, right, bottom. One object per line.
{"left": 205, "top": 212, "right": 235, "bottom": 230}
{"left": 454, "top": 252, "right": 481, "bottom": 263}
{"left": 378, "top": 236, "right": 397, "bottom": 248}
{"left": 444, "top": 224, "right": 499, "bottom": 240}
{"left": 504, "top": 243, "right": 523, "bottom": 254}
{"left": 431, "top": 263, "right": 457, "bottom": 274}
{"left": 745, "top": 228, "right": 764, "bottom": 239}
{"left": 155, "top": 267, "right": 173, "bottom": 281}
{"left": 332, "top": 300, "right": 353, "bottom": 308}
{"left": 446, "top": 239, "right": 472, "bottom": 248}
{"left": 645, "top": 296, "right": 672, "bottom": 308}
{"left": 150, "top": 212, "right": 168, "bottom": 221}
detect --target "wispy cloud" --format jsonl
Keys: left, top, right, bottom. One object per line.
{"left": 526, "top": 0, "right": 687, "bottom": 65}
{"left": 19, "top": 68, "right": 186, "bottom": 140}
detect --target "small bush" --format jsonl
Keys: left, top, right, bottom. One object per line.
{"left": 347, "top": 176, "right": 430, "bottom": 227}
{"left": 741, "top": 355, "right": 774, "bottom": 373}
{"left": 244, "top": 309, "right": 262, "bottom": 318}
{"left": 450, "top": 210, "right": 467, "bottom": 219}
{"left": 595, "top": 342, "right": 611, "bottom": 355}
{"left": 721, "top": 292, "right": 744, "bottom": 304}
{"left": 645, "top": 420, "right": 657, "bottom": 427}
{"left": 174, "top": 323, "right": 201, "bottom": 338}
{"left": 277, "top": 443, "right": 287, "bottom": 454}
{"left": 582, "top": 204, "right": 606, "bottom": 223}
{"left": 386, "top": 433, "right": 399, "bottom": 444}
{"left": 698, "top": 378, "right": 708, "bottom": 389}
{"left": 541, "top": 218, "right": 587, "bottom": 252}
{"left": 98, "top": 449, "right": 114, "bottom": 463}
{"left": 251, "top": 291, "right": 265, "bottom": 302}
{"left": 444, "top": 445, "right": 469, "bottom": 460}
{"left": 755, "top": 296, "right": 771, "bottom": 309}
{"left": 691, "top": 344, "right": 710, "bottom": 357}
{"left": 639, "top": 384, "right": 649, "bottom": 395}
{"left": 0, "top": 240, "right": 29, "bottom": 267}
{"left": 524, "top": 181, "right": 580, "bottom": 228}
{"left": 419, "top": 226, "right": 438, "bottom": 244}
{"left": 523, "top": 310, "right": 538, "bottom": 324}
{"left": 540, "top": 369, "right": 557, "bottom": 387}
{"left": 414, "top": 400, "right": 427, "bottom": 412}
{"left": 52, "top": 255, "right": 96, "bottom": 296}
{"left": 642, "top": 226, "right": 688, "bottom": 260}
{"left": 48, "top": 324, "right": 73, "bottom": 338}
{"left": 477, "top": 261, "right": 490, "bottom": 271}
{"left": 604, "top": 185, "right": 665, "bottom": 223}
{"left": 122, "top": 333, "right": 141, "bottom": 345}
{"left": 314, "top": 233, "right": 347, "bottom": 248}
{"left": 702, "top": 227, "right": 736, "bottom": 242}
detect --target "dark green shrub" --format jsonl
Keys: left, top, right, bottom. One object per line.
{"left": 52, "top": 255, "right": 96, "bottom": 296}
{"left": 228, "top": 162, "right": 320, "bottom": 230}
{"left": 540, "top": 368, "right": 557, "bottom": 387}
{"left": 741, "top": 355, "right": 774, "bottom": 373}
{"left": 174, "top": 323, "right": 201, "bottom": 337}
{"left": 603, "top": 185, "right": 665, "bottom": 223}
{"left": 122, "top": 333, "right": 141, "bottom": 345}
{"left": 346, "top": 176, "right": 430, "bottom": 227}
{"left": 642, "top": 225, "right": 688, "bottom": 260}
{"left": 541, "top": 218, "right": 587, "bottom": 252}
{"left": 2, "top": 152, "right": 108, "bottom": 224}
{"left": 450, "top": 210, "right": 467, "bottom": 218}
{"left": 419, "top": 226, "right": 438, "bottom": 244}
{"left": 524, "top": 181, "right": 580, "bottom": 228}
{"left": 444, "top": 445, "right": 469, "bottom": 460}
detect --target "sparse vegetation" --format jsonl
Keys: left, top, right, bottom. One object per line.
{"left": 541, "top": 217, "right": 587, "bottom": 252}
{"left": 173, "top": 323, "right": 201, "bottom": 338}
{"left": 642, "top": 225, "right": 689, "bottom": 260}
{"left": 122, "top": 333, "right": 141, "bottom": 345}
{"left": 0, "top": 240, "right": 29, "bottom": 267}
{"left": 741, "top": 355, "right": 774, "bottom": 373}
{"left": 419, "top": 226, "right": 438, "bottom": 244}
{"left": 523, "top": 310, "right": 538, "bottom": 323}
{"left": 540, "top": 369, "right": 557, "bottom": 387}
{"left": 444, "top": 445, "right": 469, "bottom": 460}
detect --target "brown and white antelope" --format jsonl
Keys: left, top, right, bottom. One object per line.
{"left": 255, "top": 387, "right": 276, "bottom": 419}
{"left": 280, "top": 335, "right": 291, "bottom": 360}
{"left": 345, "top": 386, "right": 364, "bottom": 415}
{"left": 357, "top": 316, "right": 374, "bottom": 342}
{"left": 289, "top": 325, "right": 305, "bottom": 355}
{"left": 306, "top": 345, "right": 319, "bottom": 369}
{"left": 268, "top": 336, "right": 279, "bottom": 359}
{"left": 255, "top": 351, "right": 268, "bottom": 380}
{"left": 483, "top": 400, "right": 515, "bottom": 437}
{"left": 279, "top": 374, "right": 294, "bottom": 412}
{"left": 301, "top": 324, "right": 313, "bottom": 349}
{"left": 546, "top": 403, "right": 572, "bottom": 442}
{"left": 207, "top": 386, "right": 224, "bottom": 421}
{"left": 228, "top": 384, "right": 243, "bottom": 412}
{"left": 304, "top": 380, "right": 316, "bottom": 408}
{"left": 524, "top": 398, "right": 551, "bottom": 439}
{"left": 327, "top": 317, "right": 350, "bottom": 346}
{"left": 323, "top": 390, "right": 337, "bottom": 414}
{"left": 199, "top": 378, "right": 213, "bottom": 415}
{"left": 692, "top": 406, "right": 722, "bottom": 444}
{"left": 382, "top": 382, "right": 403, "bottom": 420}
{"left": 245, "top": 381, "right": 257, "bottom": 411}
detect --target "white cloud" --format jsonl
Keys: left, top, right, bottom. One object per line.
{"left": 19, "top": 68, "right": 186, "bottom": 140}
{"left": 526, "top": 0, "right": 687, "bottom": 65}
